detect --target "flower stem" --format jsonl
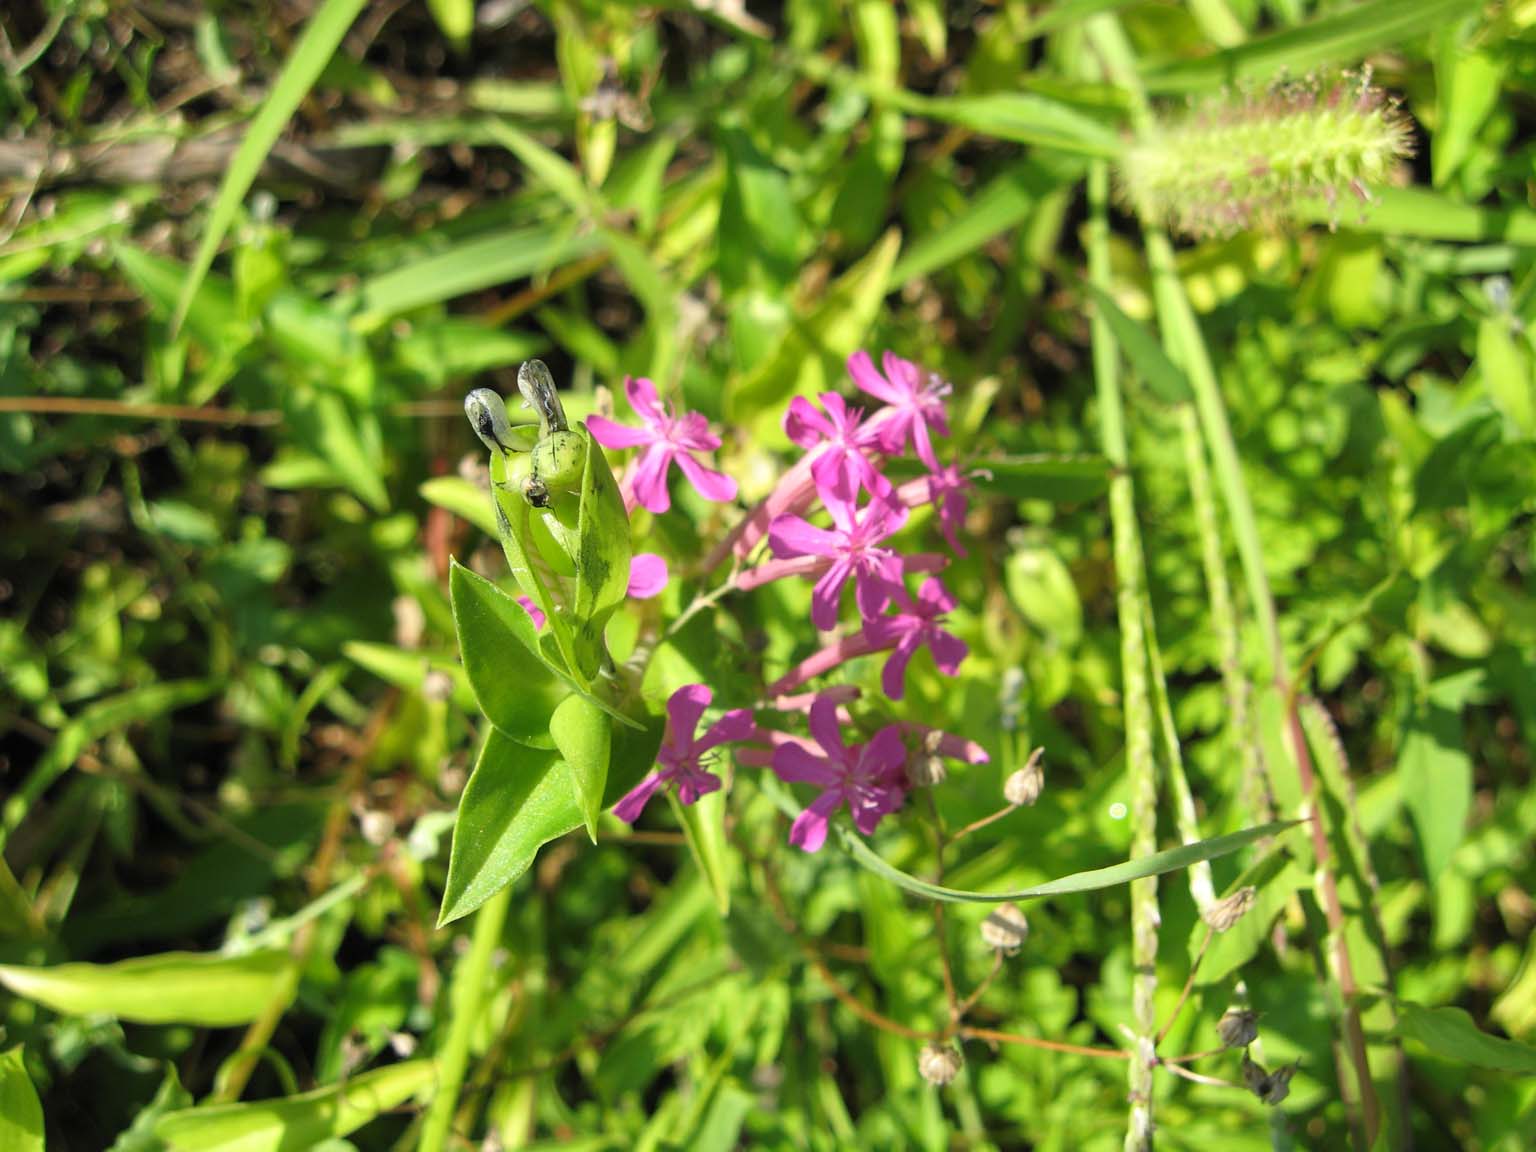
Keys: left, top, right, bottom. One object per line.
{"left": 1088, "top": 155, "right": 1161, "bottom": 1152}
{"left": 419, "top": 885, "right": 511, "bottom": 1152}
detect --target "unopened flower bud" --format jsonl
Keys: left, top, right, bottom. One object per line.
{"left": 1217, "top": 1007, "right": 1258, "bottom": 1050}
{"left": 1201, "top": 886, "right": 1256, "bottom": 933}
{"left": 1241, "top": 1056, "right": 1297, "bottom": 1105}
{"left": 980, "top": 902, "right": 1029, "bottom": 954}
{"left": 918, "top": 1042, "right": 963, "bottom": 1086}
{"left": 1004, "top": 748, "right": 1045, "bottom": 806}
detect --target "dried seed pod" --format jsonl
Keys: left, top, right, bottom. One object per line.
{"left": 1217, "top": 1007, "right": 1259, "bottom": 1050}
{"left": 918, "top": 1042, "right": 963, "bottom": 1086}
{"left": 1242, "top": 1056, "right": 1298, "bottom": 1105}
{"left": 980, "top": 902, "right": 1029, "bottom": 954}
{"left": 1202, "top": 886, "right": 1257, "bottom": 932}
{"left": 1004, "top": 748, "right": 1045, "bottom": 807}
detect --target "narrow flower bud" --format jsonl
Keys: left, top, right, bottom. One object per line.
{"left": 918, "top": 1042, "right": 963, "bottom": 1086}
{"left": 980, "top": 902, "right": 1029, "bottom": 954}
{"left": 1004, "top": 747, "right": 1045, "bottom": 807}
{"left": 1202, "top": 886, "right": 1257, "bottom": 933}
{"left": 1119, "top": 70, "right": 1413, "bottom": 238}
{"left": 1217, "top": 1007, "right": 1259, "bottom": 1050}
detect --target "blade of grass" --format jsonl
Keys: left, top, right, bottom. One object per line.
{"left": 172, "top": 0, "right": 367, "bottom": 335}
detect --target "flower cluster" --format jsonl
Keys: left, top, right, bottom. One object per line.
{"left": 582, "top": 351, "right": 983, "bottom": 850}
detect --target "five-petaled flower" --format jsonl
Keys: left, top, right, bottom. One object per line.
{"left": 849, "top": 350, "right": 951, "bottom": 470}
{"left": 784, "top": 392, "right": 891, "bottom": 505}
{"left": 587, "top": 377, "right": 738, "bottom": 515}
{"left": 863, "top": 577, "right": 968, "bottom": 700}
{"left": 613, "top": 684, "right": 757, "bottom": 823}
{"left": 768, "top": 495, "right": 909, "bottom": 631}
{"left": 771, "top": 696, "right": 907, "bottom": 852}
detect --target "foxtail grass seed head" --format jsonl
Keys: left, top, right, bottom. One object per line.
{"left": 1004, "top": 747, "right": 1045, "bottom": 806}
{"left": 1217, "top": 1007, "right": 1259, "bottom": 1050}
{"left": 918, "top": 1042, "right": 963, "bottom": 1086}
{"left": 1202, "top": 885, "right": 1257, "bottom": 932}
{"left": 1118, "top": 70, "right": 1414, "bottom": 238}
{"left": 980, "top": 902, "right": 1029, "bottom": 954}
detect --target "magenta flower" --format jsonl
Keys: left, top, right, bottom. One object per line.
{"left": 767, "top": 495, "right": 909, "bottom": 631}
{"left": 895, "top": 464, "right": 973, "bottom": 557}
{"left": 612, "top": 684, "right": 756, "bottom": 823}
{"left": 849, "top": 350, "right": 951, "bottom": 469}
{"left": 587, "top": 377, "right": 737, "bottom": 515}
{"left": 627, "top": 553, "right": 669, "bottom": 599}
{"left": 784, "top": 392, "right": 890, "bottom": 505}
{"left": 771, "top": 696, "right": 907, "bottom": 852}
{"left": 863, "top": 578, "right": 968, "bottom": 700}
{"left": 515, "top": 594, "right": 546, "bottom": 631}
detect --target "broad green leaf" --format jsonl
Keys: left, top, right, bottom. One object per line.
{"left": 550, "top": 693, "right": 611, "bottom": 842}
{"left": 1399, "top": 698, "right": 1472, "bottom": 882}
{"left": 0, "top": 1047, "right": 43, "bottom": 1152}
{"left": 1084, "top": 283, "right": 1191, "bottom": 403}
{"left": 571, "top": 434, "right": 632, "bottom": 647}
{"left": 892, "top": 157, "right": 1079, "bottom": 283}
{"left": 1396, "top": 1003, "right": 1536, "bottom": 1074}
{"left": 969, "top": 454, "right": 1112, "bottom": 503}
{"left": 1478, "top": 318, "right": 1536, "bottom": 438}
{"left": 671, "top": 787, "right": 734, "bottom": 916}
{"left": 0, "top": 950, "right": 290, "bottom": 1026}
{"left": 1143, "top": 0, "right": 1468, "bottom": 91}
{"left": 449, "top": 560, "right": 565, "bottom": 748}
{"left": 439, "top": 715, "right": 664, "bottom": 925}
{"left": 1433, "top": 35, "right": 1504, "bottom": 189}
{"left": 174, "top": 0, "right": 368, "bottom": 332}
{"left": 155, "top": 1058, "right": 436, "bottom": 1152}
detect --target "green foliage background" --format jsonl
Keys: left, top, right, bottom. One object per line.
{"left": 1, "top": 1, "right": 1534, "bottom": 1149}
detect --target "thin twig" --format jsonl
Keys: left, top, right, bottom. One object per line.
{"left": 1156, "top": 928, "right": 1213, "bottom": 1045}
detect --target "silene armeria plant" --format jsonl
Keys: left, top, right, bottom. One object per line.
{"left": 443, "top": 346, "right": 1287, "bottom": 1086}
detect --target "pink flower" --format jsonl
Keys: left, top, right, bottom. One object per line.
{"left": 627, "top": 553, "right": 669, "bottom": 599}
{"left": 771, "top": 696, "right": 907, "bottom": 852}
{"left": 784, "top": 393, "right": 890, "bottom": 505}
{"left": 612, "top": 684, "right": 756, "bottom": 822}
{"left": 849, "top": 350, "right": 951, "bottom": 469}
{"left": 767, "top": 496, "right": 909, "bottom": 631}
{"left": 587, "top": 377, "right": 737, "bottom": 515}
{"left": 895, "top": 464, "right": 973, "bottom": 556}
{"left": 862, "top": 578, "right": 968, "bottom": 701}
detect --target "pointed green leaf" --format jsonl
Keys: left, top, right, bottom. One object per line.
{"left": 0, "top": 1047, "right": 43, "bottom": 1152}
{"left": 1396, "top": 1002, "right": 1536, "bottom": 1074}
{"left": 108, "top": 1063, "right": 193, "bottom": 1152}
{"left": 671, "top": 787, "right": 734, "bottom": 916}
{"left": 1400, "top": 698, "right": 1472, "bottom": 882}
{"left": 439, "top": 716, "right": 664, "bottom": 925}
{"left": 449, "top": 560, "right": 564, "bottom": 748}
{"left": 0, "top": 950, "right": 290, "bottom": 1026}
{"left": 1084, "top": 283, "right": 1191, "bottom": 403}
{"left": 550, "top": 693, "right": 611, "bottom": 842}
{"left": 155, "top": 1058, "right": 436, "bottom": 1152}
{"left": 969, "top": 454, "right": 1113, "bottom": 503}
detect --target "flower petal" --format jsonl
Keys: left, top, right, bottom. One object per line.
{"left": 788, "top": 790, "right": 843, "bottom": 853}
{"left": 929, "top": 628, "right": 969, "bottom": 675}
{"left": 676, "top": 769, "right": 722, "bottom": 806}
{"left": 631, "top": 443, "right": 676, "bottom": 514}
{"left": 881, "top": 637, "right": 917, "bottom": 700}
{"left": 697, "top": 708, "right": 757, "bottom": 752}
{"left": 624, "top": 376, "right": 666, "bottom": 425}
{"left": 626, "top": 553, "right": 670, "bottom": 599}
{"left": 666, "top": 683, "right": 713, "bottom": 746}
{"left": 772, "top": 743, "right": 839, "bottom": 786}
{"left": 917, "top": 577, "right": 956, "bottom": 615}
{"left": 767, "top": 514, "right": 840, "bottom": 559}
{"left": 586, "top": 414, "right": 654, "bottom": 449}
{"left": 613, "top": 771, "right": 667, "bottom": 823}
{"left": 808, "top": 696, "right": 848, "bottom": 759}
{"left": 675, "top": 452, "right": 739, "bottom": 504}
{"left": 783, "top": 395, "right": 831, "bottom": 447}
{"left": 848, "top": 349, "right": 901, "bottom": 405}
{"left": 810, "top": 560, "right": 851, "bottom": 631}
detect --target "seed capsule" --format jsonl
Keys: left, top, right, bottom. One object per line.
{"left": 918, "top": 1042, "right": 963, "bottom": 1086}
{"left": 1202, "top": 886, "right": 1257, "bottom": 933}
{"left": 1217, "top": 1007, "right": 1259, "bottom": 1050}
{"left": 1004, "top": 748, "right": 1045, "bottom": 806}
{"left": 980, "top": 902, "right": 1029, "bottom": 955}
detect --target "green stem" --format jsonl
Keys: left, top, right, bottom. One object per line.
{"left": 1088, "top": 160, "right": 1159, "bottom": 1152}
{"left": 420, "top": 886, "right": 511, "bottom": 1152}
